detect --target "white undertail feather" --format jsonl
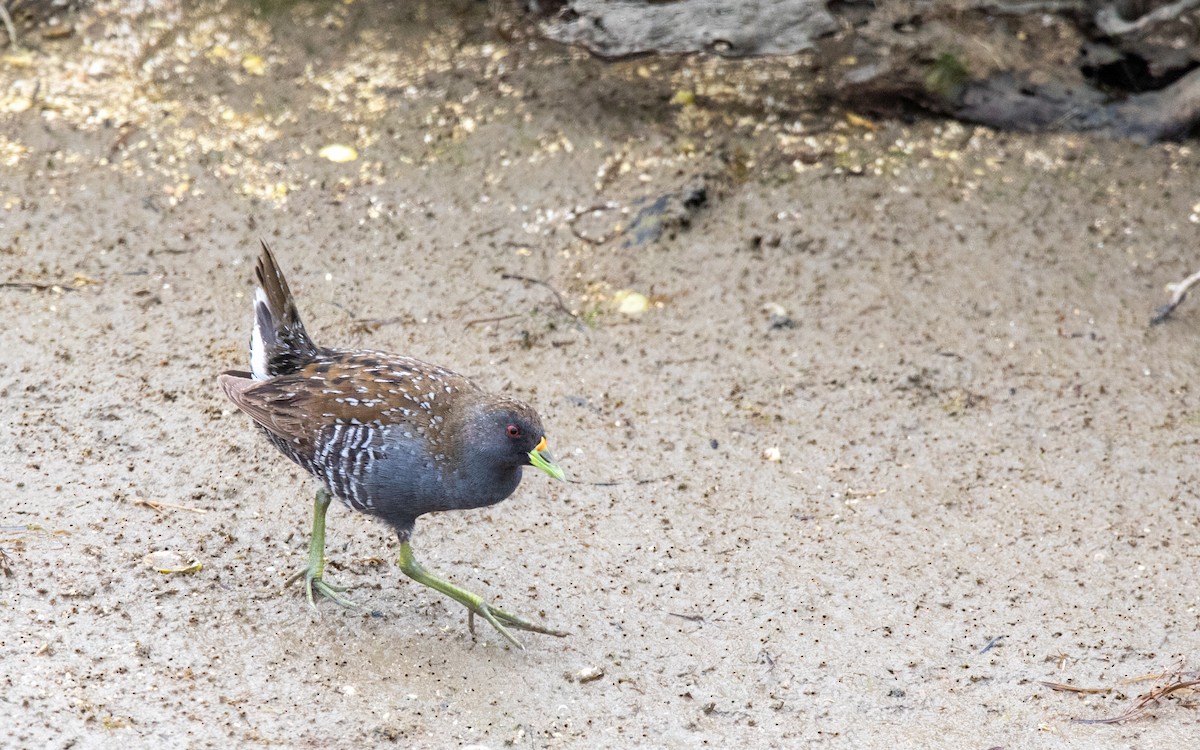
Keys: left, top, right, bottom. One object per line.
{"left": 250, "top": 287, "right": 270, "bottom": 380}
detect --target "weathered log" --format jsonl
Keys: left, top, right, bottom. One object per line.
{"left": 539, "top": 0, "right": 839, "bottom": 58}
{"left": 533, "top": 0, "right": 1200, "bottom": 141}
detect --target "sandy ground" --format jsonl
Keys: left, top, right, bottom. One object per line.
{"left": 2, "top": 2, "right": 1199, "bottom": 748}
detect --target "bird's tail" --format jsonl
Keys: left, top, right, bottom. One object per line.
{"left": 249, "top": 240, "right": 318, "bottom": 379}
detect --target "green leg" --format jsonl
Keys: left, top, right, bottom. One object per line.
{"left": 398, "top": 541, "right": 567, "bottom": 649}
{"left": 285, "top": 488, "right": 356, "bottom": 610}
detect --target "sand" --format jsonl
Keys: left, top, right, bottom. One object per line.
{"left": 1, "top": 2, "right": 1198, "bottom": 747}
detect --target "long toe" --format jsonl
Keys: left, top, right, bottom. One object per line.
{"left": 492, "top": 607, "right": 568, "bottom": 637}
{"left": 476, "top": 605, "right": 524, "bottom": 649}
{"left": 287, "top": 565, "right": 358, "bottom": 611}
{"left": 397, "top": 546, "right": 565, "bottom": 646}
{"left": 311, "top": 577, "right": 358, "bottom": 610}
{"left": 469, "top": 600, "right": 567, "bottom": 647}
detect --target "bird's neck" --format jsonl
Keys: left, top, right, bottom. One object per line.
{"left": 446, "top": 462, "right": 523, "bottom": 511}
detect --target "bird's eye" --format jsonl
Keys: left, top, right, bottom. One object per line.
{"left": 506, "top": 424, "right": 521, "bottom": 438}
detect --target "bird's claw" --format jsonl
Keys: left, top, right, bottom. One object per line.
{"left": 285, "top": 565, "right": 357, "bottom": 611}
{"left": 398, "top": 542, "right": 565, "bottom": 649}
{"left": 465, "top": 599, "right": 568, "bottom": 649}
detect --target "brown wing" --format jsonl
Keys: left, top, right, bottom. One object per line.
{"left": 219, "top": 371, "right": 314, "bottom": 445}
{"left": 219, "top": 351, "right": 479, "bottom": 448}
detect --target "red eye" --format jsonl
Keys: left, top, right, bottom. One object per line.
{"left": 506, "top": 424, "right": 521, "bottom": 438}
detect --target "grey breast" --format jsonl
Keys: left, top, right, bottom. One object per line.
{"left": 360, "top": 425, "right": 451, "bottom": 521}
{"left": 364, "top": 432, "right": 527, "bottom": 522}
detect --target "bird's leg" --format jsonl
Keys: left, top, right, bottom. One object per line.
{"left": 397, "top": 541, "right": 567, "bottom": 649}
{"left": 285, "top": 488, "right": 356, "bottom": 610}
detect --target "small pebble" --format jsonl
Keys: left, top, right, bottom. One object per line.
{"left": 572, "top": 666, "right": 605, "bottom": 683}
{"left": 142, "top": 550, "right": 202, "bottom": 574}
{"left": 318, "top": 144, "right": 358, "bottom": 163}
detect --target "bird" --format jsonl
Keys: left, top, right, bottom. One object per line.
{"left": 219, "top": 241, "right": 567, "bottom": 648}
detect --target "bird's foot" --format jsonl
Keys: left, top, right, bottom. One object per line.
{"left": 463, "top": 597, "right": 569, "bottom": 648}
{"left": 398, "top": 541, "right": 566, "bottom": 649}
{"left": 284, "top": 487, "right": 357, "bottom": 611}
{"left": 285, "top": 562, "right": 357, "bottom": 611}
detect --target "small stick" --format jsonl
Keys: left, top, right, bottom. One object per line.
{"left": 970, "top": 0, "right": 1079, "bottom": 13}
{"left": 1096, "top": 0, "right": 1200, "bottom": 36}
{"left": 0, "top": 2, "right": 17, "bottom": 49}
{"left": 567, "top": 203, "right": 619, "bottom": 245}
{"left": 500, "top": 273, "right": 585, "bottom": 329}
{"left": 978, "top": 635, "right": 1005, "bottom": 654}
{"left": 108, "top": 123, "right": 136, "bottom": 158}
{"left": 1151, "top": 269, "right": 1200, "bottom": 325}
{"left": 566, "top": 474, "right": 673, "bottom": 487}
{"left": 759, "top": 650, "right": 776, "bottom": 670}
{"left": 1072, "top": 677, "right": 1200, "bottom": 725}
{"left": 500, "top": 273, "right": 573, "bottom": 317}
{"left": 464, "top": 313, "right": 521, "bottom": 328}
{"left": 351, "top": 316, "right": 408, "bottom": 329}
{"left": 1123, "top": 668, "right": 1183, "bottom": 684}
{"left": 0, "top": 281, "right": 79, "bottom": 292}
{"left": 1039, "top": 681, "right": 1112, "bottom": 694}
{"left": 133, "top": 498, "right": 208, "bottom": 515}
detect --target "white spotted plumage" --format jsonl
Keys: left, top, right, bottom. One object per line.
{"left": 220, "top": 242, "right": 552, "bottom": 527}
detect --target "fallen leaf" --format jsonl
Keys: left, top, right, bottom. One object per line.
{"left": 241, "top": 54, "right": 266, "bottom": 76}
{"left": 671, "top": 90, "right": 696, "bottom": 107}
{"left": 613, "top": 290, "right": 649, "bottom": 315}
{"left": 846, "top": 112, "right": 878, "bottom": 131}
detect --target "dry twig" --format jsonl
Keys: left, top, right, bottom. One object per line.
{"left": 464, "top": 313, "right": 521, "bottom": 328}
{"left": 0, "top": 281, "right": 79, "bottom": 292}
{"left": 500, "top": 272, "right": 585, "bottom": 328}
{"left": 0, "top": 3, "right": 17, "bottom": 49}
{"left": 1096, "top": 0, "right": 1200, "bottom": 36}
{"left": 1039, "top": 681, "right": 1112, "bottom": 694}
{"left": 1151, "top": 269, "right": 1200, "bottom": 325}
{"left": 970, "top": 0, "right": 1080, "bottom": 14}
{"left": 567, "top": 203, "right": 620, "bottom": 245}
{"left": 133, "top": 498, "right": 208, "bottom": 515}
{"left": 1073, "top": 675, "right": 1200, "bottom": 724}
{"left": 566, "top": 474, "right": 673, "bottom": 487}
{"left": 979, "top": 635, "right": 1005, "bottom": 654}
{"left": 1050, "top": 668, "right": 1200, "bottom": 725}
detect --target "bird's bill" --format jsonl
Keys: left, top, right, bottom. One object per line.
{"left": 528, "top": 436, "right": 565, "bottom": 481}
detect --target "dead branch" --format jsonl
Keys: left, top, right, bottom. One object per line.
{"left": 1095, "top": 0, "right": 1200, "bottom": 36}
{"left": 1151, "top": 268, "right": 1200, "bottom": 325}
{"left": 1072, "top": 675, "right": 1200, "bottom": 724}
{"left": 500, "top": 272, "right": 584, "bottom": 327}
{"left": 0, "top": 3, "right": 17, "bottom": 49}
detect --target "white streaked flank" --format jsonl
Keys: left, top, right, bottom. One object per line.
{"left": 250, "top": 287, "right": 269, "bottom": 380}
